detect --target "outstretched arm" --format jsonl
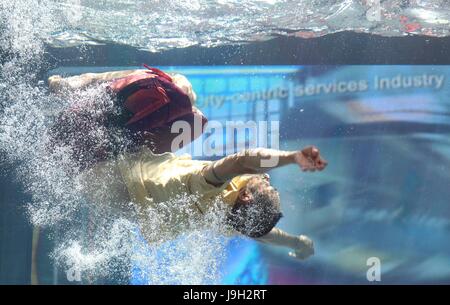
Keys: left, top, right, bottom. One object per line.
{"left": 202, "top": 146, "right": 328, "bottom": 185}
{"left": 48, "top": 69, "right": 145, "bottom": 93}
{"left": 254, "top": 227, "right": 315, "bottom": 260}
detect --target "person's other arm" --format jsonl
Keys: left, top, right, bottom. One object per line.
{"left": 202, "top": 146, "right": 328, "bottom": 185}
{"left": 48, "top": 69, "right": 146, "bottom": 93}
{"left": 254, "top": 227, "right": 314, "bottom": 260}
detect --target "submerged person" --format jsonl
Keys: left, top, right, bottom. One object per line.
{"left": 48, "top": 66, "right": 206, "bottom": 165}
{"left": 48, "top": 67, "right": 328, "bottom": 260}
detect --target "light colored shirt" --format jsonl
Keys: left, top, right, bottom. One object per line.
{"left": 116, "top": 147, "right": 246, "bottom": 243}
{"left": 117, "top": 147, "right": 230, "bottom": 211}
{"left": 81, "top": 147, "right": 291, "bottom": 247}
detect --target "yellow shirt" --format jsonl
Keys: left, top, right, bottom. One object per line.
{"left": 80, "top": 147, "right": 271, "bottom": 244}
{"left": 116, "top": 147, "right": 256, "bottom": 243}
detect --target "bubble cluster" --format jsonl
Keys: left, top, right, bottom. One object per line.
{"left": 0, "top": 1, "right": 231, "bottom": 284}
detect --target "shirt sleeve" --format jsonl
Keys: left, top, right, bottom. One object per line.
{"left": 254, "top": 227, "right": 300, "bottom": 249}
{"left": 186, "top": 164, "right": 230, "bottom": 201}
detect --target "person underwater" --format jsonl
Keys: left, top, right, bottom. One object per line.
{"left": 48, "top": 66, "right": 328, "bottom": 260}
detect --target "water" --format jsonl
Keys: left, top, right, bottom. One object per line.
{"left": 0, "top": 0, "right": 233, "bottom": 284}
{"left": 1, "top": 1, "right": 450, "bottom": 284}
{"left": 3, "top": 0, "right": 450, "bottom": 52}
{"left": 34, "top": 1, "right": 450, "bottom": 50}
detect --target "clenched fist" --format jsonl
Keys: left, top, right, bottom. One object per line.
{"left": 289, "top": 235, "right": 315, "bottom": 260}
{"left": 294, "top": 146, "right": 328, "bottom": 172}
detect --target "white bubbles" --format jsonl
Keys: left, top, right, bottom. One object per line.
{"left": 0, "top": 1, "right": 59, "bottom": 65}
{"left": 17, "top": 0, "right": 450, "bottom": 52}
{"left": 0, "top": 0, "right": 233, "bottom": 284}
{"left": 53, "top": 218, "right": 137, "bottom": 280}
{"left": 131, "top": 197, "right": 230, "bottom": 284}
{"left": 64, "top": 0, "right": 84, "bottom": 27}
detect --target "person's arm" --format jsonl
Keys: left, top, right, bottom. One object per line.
{"left": 201, "top": 146, "right": 327, "bottom": 185}
{"left": 48, "top": 69, "right": 146, "bottom": 93}
{"left": 254, "top": 227, "right": 315, "bottom": 260}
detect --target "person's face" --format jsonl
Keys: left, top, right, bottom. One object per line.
{"left": 236, "top": 175, "right": 278, "bottom": 205}
{"left": 261, "top": 173, "right": 270, "bottom": 182}
{"left": 259, "top": 174, "right": 277, "bottom": 194}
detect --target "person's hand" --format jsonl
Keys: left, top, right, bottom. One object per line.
{"left": 288, "top": 235, "right": 314, "bottom": 260}
{"left": 48, "top": 74, "right": 97, "bottom": 93}
{"left": 294, "top": 145, "right": 328, "bottom": 172}
{"left": 48, "top": 75, "right": 69, "bottom": 93}
{"left": 48, "top": 75, "right": 64, "bottom": 93}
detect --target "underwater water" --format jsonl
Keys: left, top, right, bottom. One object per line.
{"left": 15, "top": 0, "right": 450, "bottom": 50}
{"left": 1, "top": 1, "right": 450, "bottom": 285}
